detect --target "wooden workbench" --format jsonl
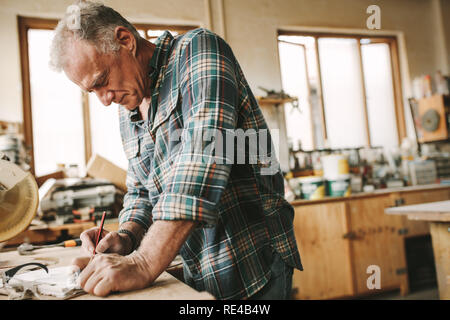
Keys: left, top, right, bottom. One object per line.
{"left": 0, "top": 246, "right": 214, "bottom": 300}
{"left": 386, "top": 200, "right": 450, "bottom": 300}
{"left": 4, "top": 220, "right": 119, "bottom": 247}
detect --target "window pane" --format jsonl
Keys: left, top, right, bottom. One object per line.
{"left": 137, "top": 29, "right": 146, "bottom": 39}
{"left": 147, "top": 29, "right": 166, "bottom": 38}
{"left": 28, "top": 29, "right": 85, "bottom": 176}
{"left": 89, "top": 96, "right": 128, "bottom": 170}
{"left": 318, "top": 38, "right": 367, "bottom": 148}
{"left": 278, "top": 36, "right": 325, "bottom": 148}
{"left": 278, "top": 41, "right": 314, "bottom": 150}
{"left": 361, "top": 43, "right": 398, "bottom": 148}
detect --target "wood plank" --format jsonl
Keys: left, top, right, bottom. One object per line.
{"left": 386, "top": 200, "right": 450, "bottom": 216}
{"left": 406, "top": 213, "right": 450, "bottom": 222}
{"left": 387, "top": 189, "right": 450, "bottom": 232}
{"left": 390, "top": 190, "right": 450, "bottom": 236}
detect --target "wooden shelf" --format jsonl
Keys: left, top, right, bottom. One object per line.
{"left": 256, "top": 96, "right": 298, "bottom": 106}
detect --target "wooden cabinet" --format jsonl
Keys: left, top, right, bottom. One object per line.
{"left": 292, "top": 201, "right": 354, "bottom": 299}
{"left": 291, "top": 186, "right": 450, "bottom": 299}
{"left": 347, "top": 195, "right": 407, "bottom": 295}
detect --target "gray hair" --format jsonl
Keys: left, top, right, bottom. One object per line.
{"left": 50, "top": 0, "right": 142, "bottom": 71}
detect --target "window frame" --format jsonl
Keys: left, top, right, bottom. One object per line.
{"left": 277, "top": 30, "right": 406, "bottom": 149}
{"left": 18, "top": 16, "right": 198, "bottom": 175}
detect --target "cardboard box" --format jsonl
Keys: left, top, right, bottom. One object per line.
{"left": 86, "top": 154, "right": 127, "bottom": 192}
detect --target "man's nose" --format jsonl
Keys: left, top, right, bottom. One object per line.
{"left": 95, "top": 89, "right": 114, "bottom": 106}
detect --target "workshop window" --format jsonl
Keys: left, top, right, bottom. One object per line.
{"left": 27, "top": 28, "right": 86, "bottom": 177}
{"left": 278, "top": 32, "right": 404, "bottom": 152}
{"left": 18, "top": 17, "right": 197, "bottom": 176}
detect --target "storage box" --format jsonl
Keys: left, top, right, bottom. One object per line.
{"left": 86, "top": 154, "right": 127, "bottom": 192}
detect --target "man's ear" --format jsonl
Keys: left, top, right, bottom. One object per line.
{"left": 114, "top": 26, "right": 137, "bottom": 56}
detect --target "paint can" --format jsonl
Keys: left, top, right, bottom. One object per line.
{"left": 321, "top": 154, "right": 349, "bottom": 180}
{"left": 298, "top": 176, "right": 325, "bottom": 200}
{"left": 326, "top": 174, "right": 352, "bottom": 197}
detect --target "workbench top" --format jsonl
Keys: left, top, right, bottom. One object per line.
{"left": 385, "top": 200, "right": 450, "bottom": 222}
{"left": 290, "top": 183, "right": 450, "bottom": 206}
{"left": 0, "top": 246, "right": 214, "bottom": 300}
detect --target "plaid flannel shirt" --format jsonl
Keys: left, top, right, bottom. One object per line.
{"left": 118, "top": 28, "right": 303, "bottom": 300}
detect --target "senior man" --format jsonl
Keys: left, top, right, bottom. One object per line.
{"left": 50, "top": 1, "right": 302, "bottom": 300}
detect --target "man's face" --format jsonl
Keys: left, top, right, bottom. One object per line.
{"left": 63, "top": 38, "right": 147, "bottom": 111}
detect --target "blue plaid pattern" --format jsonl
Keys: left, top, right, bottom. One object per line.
{"left": 118, "top": 28, "right": 303, "bottom": 299}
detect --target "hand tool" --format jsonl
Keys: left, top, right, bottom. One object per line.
{"left": 17, "top": 239, "right": 82, "bottom": 255}
{"left": 93, "top": 211, "right": 107, "bottom": 255}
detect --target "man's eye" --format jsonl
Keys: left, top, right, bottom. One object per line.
{"left": 95, "top": 79, "right": 107, "bottom": 89}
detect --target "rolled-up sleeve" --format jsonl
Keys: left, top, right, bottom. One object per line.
{"left": 118, "top": 163, "right": 154, "bottom": 230}
{"left": 151, "top": 30, "right": 238, "bottom": 227}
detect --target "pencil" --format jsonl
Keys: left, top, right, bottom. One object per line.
{"left": 93, "top": 211, "right": 107, "bottom": 255}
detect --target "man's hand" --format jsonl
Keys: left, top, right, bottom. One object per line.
{"left": 74, "top": 220, "right": 195, "bottom": 297}
{"left": 80, "top": 227, "right": 132, "bottom": 256}
{"left": 72, "top": 251, "right": 153, "bottom": 297}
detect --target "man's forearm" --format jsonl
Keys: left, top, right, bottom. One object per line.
{"left": 132, "top": 220, "right": 197, "bottom": 283}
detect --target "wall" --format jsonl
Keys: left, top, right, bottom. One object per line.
{"left": 0, "top": 0, "right": 205, "bottom": 123}
{"left": 0, "top": 0, "right": 448, "bottom": 170}
{"left": 441, "top": 0, "right": 450, "bottom": 70}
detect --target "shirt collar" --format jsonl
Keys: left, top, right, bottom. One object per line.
{"left": 128, "top": 31, "right": 174, "bottom": 122}
{"left": 148, "top": 31, "right": 174, "bottom": 87}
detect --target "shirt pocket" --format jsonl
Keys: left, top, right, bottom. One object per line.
{"left": 150, "top": 87, "right": 180, "bottom": 135}
{"left": 123, "top": 135, "right": 153, "bottom": 187}
{"left": 123, "top": 137, "right": 140, "bottom": 160}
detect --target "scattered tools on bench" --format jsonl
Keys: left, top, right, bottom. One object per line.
{"left": 17, "top": 239, "right": 82, "bottom": 255}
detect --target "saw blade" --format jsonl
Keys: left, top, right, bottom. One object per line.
{"left": 0, "top": 171, "right": 39, "bottom": 242}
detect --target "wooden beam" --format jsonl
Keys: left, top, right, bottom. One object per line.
{"left": 17, "top": 17, "right": 58, "bottom": 176}
{"left": 81, "top": 92, "right": 92, "bottom": 165}
{"left": 357, "top": 41, "right": 372, "bottom": 147}
{"left": 132, "top": 23, "right": 197, "bottom": 36}
{"left": 18, "top": 17, "right": 34, "bottom": 175}
{"left": 389, "top": 39, "right": 407, "bottom": 143}
{"left": 314, "top": 37, "right": 328, "bottom": 142}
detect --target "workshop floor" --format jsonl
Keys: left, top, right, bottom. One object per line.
{"left": 356, "top": 287, "right": 439, "bottom": 300}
